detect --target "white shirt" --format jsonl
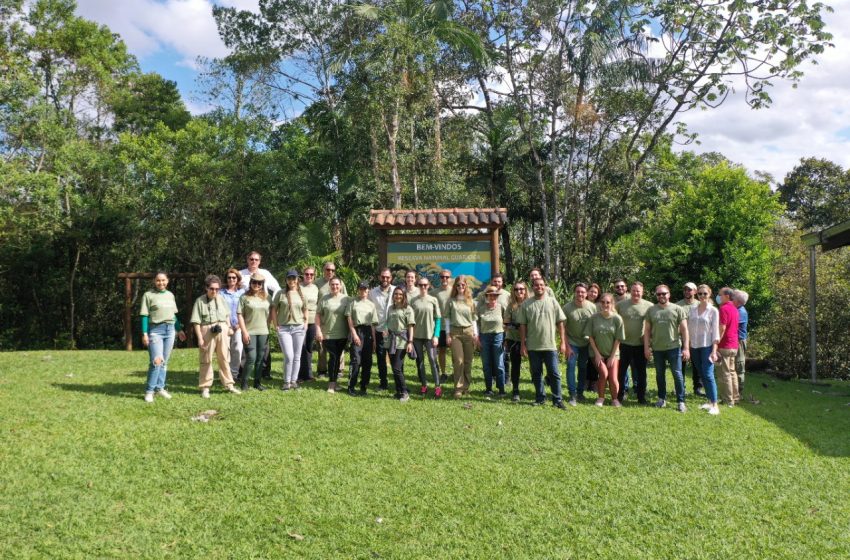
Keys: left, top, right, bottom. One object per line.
{"left": 688, "top": 305, "right": 719, "bottom": 349}
{"left": 238, "top": 267, "right": 281, "bottom": 295}
{"left": 368, "top": 284, "right": 394, "bottom": 329}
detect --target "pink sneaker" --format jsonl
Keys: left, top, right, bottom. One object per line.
{"left": 420, "top": 385, "right": 428, "bottom": 396}
{"left": 434, "top": 387, "right": 442, "bottom": 399}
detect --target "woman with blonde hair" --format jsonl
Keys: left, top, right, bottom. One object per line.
{"left": 221, "top": 268, "right": 245, "bottom": 383}
{"left": 237, "top": 272, "right": 271, "bottom": 391}
{"left": 384, "top": 286, "right": 414, "bottom": 401}
{"left": 584, "top": 293, "right": 625, "bottom": 406}
{"left": 689, "top": 284, "right": 721, "bottom": 415}
{"left": 505, "top": 281, "right": 528, "bottom": 402}
{"left": 445, "top": 275, "right": 478, "bottom": 398}
{"left": 270, "top": 270, "right": 308, "bottom": 390}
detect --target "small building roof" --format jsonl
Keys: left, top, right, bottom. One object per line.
{"left": 369, "top": 208, "right": 508, "bottom": 230}
{"left": 801, "top": 218, "right": 850, "bottom": 252}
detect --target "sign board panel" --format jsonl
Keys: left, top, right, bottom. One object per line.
{"left": 387, "top": 240, "right": 491, "bottom": 295}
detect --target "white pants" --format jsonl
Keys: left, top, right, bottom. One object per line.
{"left": 276, "top": 324, "right": 306, "bottom": 385}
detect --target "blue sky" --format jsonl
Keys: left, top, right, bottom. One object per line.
{"left": 75, "top": 0, "right": 850, "bottom": 182}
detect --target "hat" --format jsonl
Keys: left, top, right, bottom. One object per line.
{"left": 684, "top": 282, "right": 697, "bottom": 290}
{"left": 485, "top": 285, "right": 500, "bottom": 296}
{"left": 250, "top": 272, "right": 265, "bottom": 282}
{"left": 286, "top": 269, "right": 299, "bottom": 278}
{"left": 358, "top": 280, "right": 370, "bottom": 290}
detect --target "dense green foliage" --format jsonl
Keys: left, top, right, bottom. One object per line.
{"left": 778, "top": 157, "right": 850, "bottom": 231}
{"left": 1, "top": 350, "right": 849, "bottom": 557}
{"left": 0, "top": 0, "right": 840, "bottom": 359}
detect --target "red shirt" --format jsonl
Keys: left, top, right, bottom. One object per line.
{"left": 718, "top": 302, "right": 739, "bottom": 350}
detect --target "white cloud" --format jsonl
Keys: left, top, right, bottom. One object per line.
{"left": 677, "top": 2, "right": 850, "bottom": 181}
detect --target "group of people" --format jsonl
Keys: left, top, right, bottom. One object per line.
{"left": 139, "top": 252, "right": 749, "bottom": 415}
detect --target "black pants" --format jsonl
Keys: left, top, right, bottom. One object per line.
{"left": 349, "top": 325, "right": 374, "bottom": 391}
{"left": 299, "top": 323, "right": 317, "bottom": 380}
{"left": 323, "top": 338, "right": 347, "bottom": 383}
{"left": 390, "top": 349, "right": 409, "bottom": 396}
{"left": 506, "top": 339, "right": 522, "bottom": 395}
{"left": 618, "top": 343, "right": 647, "bottom": 401}
{"left": 585, "top": 355, "right": 598, "bottom": 390}
{"left": 374, "top": 331, "right": 389, "bottom": 388}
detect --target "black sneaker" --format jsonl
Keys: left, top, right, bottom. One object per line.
{"left": 554, "top": 400, "right": 566, "bottom": 409}
{"left": 254, "top": 384, "right": 267, "bottom": 392}
{"left": 358, "top": 389, "right": 367, "bottom": 396}
{"left": 347, "top": 388, "right": 357, "bottom": 396}
{"left": 484, "top": 390, "right": 495, "bottom": 398}
{"left": 532, "top": 400, "right": 545, "bottom": 406}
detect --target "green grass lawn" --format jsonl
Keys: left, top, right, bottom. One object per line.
{"left": 1, "top": 350, "right": 849, "bottom": 559}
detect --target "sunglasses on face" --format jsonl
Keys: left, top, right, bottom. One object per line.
{"left": 418, "top": 283, "right": 429, "bottom": 287}
{"left": 697, "top": 292, "right": 708, "bottom": 296}
{"left": 656, "top": 292, "right": 669, "bottom": 296}
{"left": 250, "top": 280, "right": 264, "bottom": 285}
{"left": 248, "top": 258, "right": 259, "bottom": 261}
{"left": 226, "top": 276, "right": 237, "bottom": 280}
{"left": 325, "top": 268, "right": 335, "bottom": 273}
{"left": 514, "top": 288, "right": 526, "bottom": 292}
{"left": 304, "top": 272, "right": 315, "bottom": 276}
{"left": 440, "top": 275, "right": 450, "bottom": 279}
{"left": 207, "top": 287, "right": 219, "bottom": 292}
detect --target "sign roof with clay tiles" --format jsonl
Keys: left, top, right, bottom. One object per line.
{"left": 369, "top": 208, "right": 508, "bottom": 230}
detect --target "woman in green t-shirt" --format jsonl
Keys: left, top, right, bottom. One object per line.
{"left": 446, "top": 275, "right": 478, "bottom": 398}
{"left": 585, "top": 293, "right": 626, "bottom": 407}
{"left": 477, "top": 285, "right": 507, "bottom": 397}
{"left": 139, "top": 271, "right": 186, "bottom": 402}
{"left": 383, "top": 287, "right": 414, "bottom": 402}
{"left": 505, "top": 281, "right": 528, "bottom": 402}
{"left": 237, "top": 272, "right": 271, "bottom": 391}
{"left": 315, "top": 277, "right": 350, "bottom": 394}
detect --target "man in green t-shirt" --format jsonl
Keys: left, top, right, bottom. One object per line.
{"left": 676, "top": 281, "right": 704, "bottom": 397}
{"left": 563, "top": 282, "right": 596, "bottom": 405}
{"left": 615, "top": 282, "right": 653, "bottom": 404}
{"left": 644, "top": 284, "right": 690, "bottom": 412}
{"left": 517, "top": 277, "right": 567, "bottom": 408}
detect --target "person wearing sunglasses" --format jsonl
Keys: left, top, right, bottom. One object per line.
{"left": 190, "top": 274, "right": 242, "bottom": 398}
{"left": 270, "top": 270, "right": 308, "bottom": 390}
{"left": 643, "top": 285, "right": 690, "bottom": 412}
{"left": 430, "top": 269, "right": 454, "bottom": 383}
{"left": 410, "top": 276, "right": 443, "bottom": 397}
{"left": 688, "top": 284, "right": 720, "bottom": 415}
{"left": 140, "top": 271, "right": 187, "bottom": 403}
{"left": 369, "top": 268, "right": 395, "bottom": 390}
{"left": 221, "top": 268, "right": 245, "bottom": 384}
{"left": 477, "top": 285, "right": 508, "bottom": 397}
{"left": 615, "top": 282, "right": 652, "bottom": 404}
{"left": 445, "top": 275, "right": 479, "bottom": 398}
{"left": 237, "top": 273, "right": 271, "bottom": 391}
{"left": 563, "top": 282, "right": 597, "bottom": 405}
{"left": 505, "top": 281, "right": 529, "bottom": 402}
{"left": 518, "top": 277, "right": 567, "bottom": 409}
{"left": 716, "top": 287, "right": 741, "bottom": 406}
{"left": 315, "top": 261, "right": 347, "bottom": 378}
{"left": 238, "top": 251, "right": 281, "bottom": 380}
{"left": 298, "top": 266, "right": 319, "bottom": 383}
{"left": 315, "top": 277, "right": 351, "bottom": 394}
{"left": 585, "top": 293, "right": 625, "bottom": 406}
{"left": 677, "top": 282, "right": 705, "bottom": 397}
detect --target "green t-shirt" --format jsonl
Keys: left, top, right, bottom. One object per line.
{"left": 238, "top": 295, "right": 270, "bottom": 335}
{"left": 346, "top": 298, "right": 378, "bottom": 327}
{"left": 563, "top": 299, "right": 596, "bottom": 348}
{"left": 140, "top": 290, "right": 178, "bottom": 324}
{"left": 385, "top": 305, "right": 415, "bottom": 350}
{"left": 447, "top": 298, "right": 476, "bottom": 329}
{"left": 410, "top": 294, "right": 441, "bottom": 339}
{"left": 272, "top": 289, "right": 306, "bottom": 326}
{"left": 504, "top": 304, "right": 522, "bottom": 341}
{"left": 476, "top": 301, "right": 506, "bottom": 334}
{"left": 430, "top": 287, "right": 453, "bottom": 332}
{"left": 190, "top": 294, "right": 230, "bottom": 325}
{"left": 615, "top": 298, "right": 653, "bottom": 346}
{"left": 300, "top": 283, "right": 320, "bottom": 323}
{"left": 317, "top": 294, "right": 351, "bottom": 340}
{"left": 516, "top": 295, "right": 566, "bottom": 351}
{"left": 406, "top": 286, "right": 420, "bottom": 302}
{"left": 316, "top": 278, "right": 348, "bottom": 297}
{"left": 584, "top": 313, "right": 625, "bottom": 358}
{"left": 646, "top": 304, "right": 688, "bottom": 351}
{"left": 476, "top": 288, "right": 511, "bottom": 309}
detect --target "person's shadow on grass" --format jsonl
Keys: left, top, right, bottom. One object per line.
{"left": 52, "top": 370, "right": 200, "bottom": 399}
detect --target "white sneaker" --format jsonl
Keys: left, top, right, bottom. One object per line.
{"left": 327, "top": 382, "right": 336, "bottom": 394}
{"left": 595, "top": 398, "right": 604, "bottom": 407}
{"left": 699, "top": 403, "right": 712, "bottom": 410}
{"left": 677, "top": 402, "right": 687, "bottom": 413}
{"left": 227, "top": 386, "right": 242, "bottom": 394}
{"left": 708, "top": 405, "right": 720, "bottom": 415}
{"left": 144, "top": 391, "right": 154, "bottom": 403}
{"left": 201, "top": 388, "right": 210, "bottom": 399}
{"left": 612, "top": 399, "right": 622, "bottom": 408}
{"left": 568, "top": 397, "right": 577, "bottom": 407}
{"left": 655, "top": 399, "right": 667, "bottom": 408}
{"left": 157, "top": 389, "right": 172, "bottom": 400}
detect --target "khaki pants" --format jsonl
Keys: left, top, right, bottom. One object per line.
{"left": 451, "top": 327, "right": 475, "bottom": 394}
{"left": 735, "top": 338, "right": 747, "bottom": 391}
{"left": 198, "top": 322, "right": 235, "bottom": 389}
{"left": 716, "top": 348, "right": 739, "bottom": 405}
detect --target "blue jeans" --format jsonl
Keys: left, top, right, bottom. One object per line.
{"left": 567, "top": 343, "right": 589, "bottom": 397}
{"left": 653, "top": 347, "right": 685, "bottom": 403}
{"left": 528, "top": 350, "right": 562, "bottom": 404}
{"left": 480, "top": 332, "right": 506, "bottom": 392}
{"left": 145, "top": 322, "right": 175, "bottom": 392}
{"left": 691, "top": 346, "right": 718, "bottom": 402}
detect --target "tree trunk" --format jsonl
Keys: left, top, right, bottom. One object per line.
{"left": 383, "top": 101, "right": 402, "bottom": 209}
{"left": 68, "top": 242, "right": 80, "bottom": 349}
{"left": 501, "top": 226, "right": 514, "bottom": 283}
{"left": 432, "top": 86, "right": 442, "bottom": 170}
